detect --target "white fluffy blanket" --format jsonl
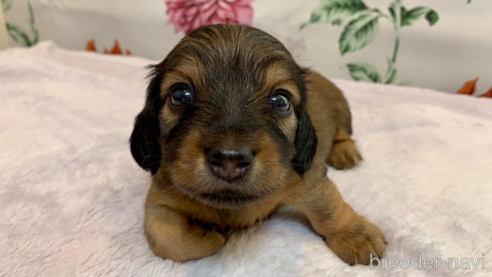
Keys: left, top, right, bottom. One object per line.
{"left": 1, "top": 42, "right": 492, "bottom": 277}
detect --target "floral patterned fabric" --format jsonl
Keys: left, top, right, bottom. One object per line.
{"left": 166, "top": 0, "right": 254, "bottom": 34}
{"left": 2, "top": 0, "right": 491, "bottom": 97}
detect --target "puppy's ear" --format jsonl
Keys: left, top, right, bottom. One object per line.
{"left": 292, "top": 109, "right": 318, "bottom": 176}
{"left": 129, "top": 65, "right": 163, "bottom": 175}
{"left": 292, "top": 66, "right": 317, "bottom": 176}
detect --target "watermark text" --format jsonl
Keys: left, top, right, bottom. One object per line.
{"left": 370, "top": 254, "right": 485, "bottom": 270}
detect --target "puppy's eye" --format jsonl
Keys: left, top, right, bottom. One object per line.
{"left": 170, "top": 85, "right": 193, "bottom": 106}
{"left": 269, "top": 91, "right": 291, "bottom": 113}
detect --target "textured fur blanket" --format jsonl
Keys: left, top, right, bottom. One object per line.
{"left": 1, "top": 42, "right": 492, "bottom": 277}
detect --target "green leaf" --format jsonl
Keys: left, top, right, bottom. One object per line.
{"left": 400, "top": 7, "right": 439, "bottom": 27}
{"left": 6, "top": 22, "right": 34, "bottom": 47}
{"left": 398, "top": 81, "right": 411, "bottom": 86}
{"left": 388, "top": 6, "right": 400, "bottom": 20}
{"left": 339, "top": 12, "right": 380, "bottom": 55}
{"left": 28, "top": 0, "right": 39, "bottom": 44}
{"left": 384, "top": 58, "right": 397, "bottom": 84}
{"left": 388, "top": 5, "right": 406, "bottom": 26}
{"left": 425, "top": 10, "right": 439, "bottom": 26}
{"left": 301, "top": 0, "right": 369, "bottom": 29}
{"left": 390, "top": 0, "right": 403, "bottom": 20}
{"left": 467, "top": 0, "right": 472, "bottom": 3}
{"left": 1, "top": 0, "right": 13, "bottom": 12}
{"left": 344, "top": 63, "right": 381, "bottom": 83}
{"left": 300, "top": 22, "right": 310, "bottom": 30}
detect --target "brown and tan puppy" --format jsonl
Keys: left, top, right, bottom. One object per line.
{"left": 129, "top": 24, "right": 386, "bottom": 266}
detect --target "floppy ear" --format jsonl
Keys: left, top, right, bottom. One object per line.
{"left": 292, "top": 108, "right": 318, "bottom": 177}
{"left": 129, "top": 66, "right": 163, "bottom": 175}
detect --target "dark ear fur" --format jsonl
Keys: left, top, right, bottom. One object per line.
{"left": 292, "top": 108, "right": 318, "bottom": 176}
{"left": 291, "top": 66, "right": 317, "bottom": 177}
{"left": 129, "top": 65, "right": 163, "bottom": 175}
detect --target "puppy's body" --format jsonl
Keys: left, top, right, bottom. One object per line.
{"left": 131, "top": 24, "right": 386, "bottom": 265}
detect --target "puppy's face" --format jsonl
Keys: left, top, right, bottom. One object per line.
{"left": 130, "top": 24, "right": 317, "bottom": 209}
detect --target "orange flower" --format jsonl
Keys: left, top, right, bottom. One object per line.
{"left": 456, "top": 78, "right": 492, "bottom": 98}
{"left": 479, "top": 87, "right": 492, "bottom": 98}
{"left": 85, "top": 39, "right": 131, "bottom": 55}
{"left": 86, "top": 40, "right": 97, "bottom": 52}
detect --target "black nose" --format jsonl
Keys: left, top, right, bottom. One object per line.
{"left": 205, "top": 147, "right": 254, "bottom": 181}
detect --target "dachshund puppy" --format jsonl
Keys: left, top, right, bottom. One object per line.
{"left": 130, "top": 24, "right": 386, "bottom": 266}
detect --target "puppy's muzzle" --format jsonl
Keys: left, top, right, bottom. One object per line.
{"left": 205, "top": 147, "right": 254, "bottom": 182}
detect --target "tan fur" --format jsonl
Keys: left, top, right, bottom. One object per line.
{"left": 264, "top": 63, "right": 302, "bottom": 105}
{"left": 135, "top": 24, "right": 386, "bottom": 266}
{"left": 278, "top": 112, "right": 297, "bottom": 142}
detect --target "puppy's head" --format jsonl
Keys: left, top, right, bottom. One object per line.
{"left": 130, "top": 24, "right": 317, "bottom": 208}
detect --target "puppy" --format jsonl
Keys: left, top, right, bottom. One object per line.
{"left": 130, "top": 24, "right": 386, "bottom": 266}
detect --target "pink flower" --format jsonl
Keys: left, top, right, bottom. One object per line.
{"left": 165, "top": 0, "right": 254, "bottom": 34}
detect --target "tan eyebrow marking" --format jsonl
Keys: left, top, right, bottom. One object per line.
{"left": 160, "top": 72, "right": 190, "bottom": 98}
{"left": 159, "top": 54, "right": 204, "bottom": 98}
{"left": 263, "top": 63, "right": 301, "bottom": 105}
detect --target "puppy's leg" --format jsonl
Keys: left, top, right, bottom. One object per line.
{"left": 327, "top": 129, "right": 362, "bottom": 170}
{"left": 312, "top": 76, "right": 362, "bottom": 170}
{"left": 287, "top": 178, "right": 386, "bottom": 265}
{"left": 144, "top": 202, "right": 226, "bottom": 262}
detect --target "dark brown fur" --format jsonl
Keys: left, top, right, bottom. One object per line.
{"left": 130, "top": 24, "right": 386, "bottom": 265}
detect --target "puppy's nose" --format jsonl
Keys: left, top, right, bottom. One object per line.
{"left": 206, "top": 148, "right": 253, "bottom": 181}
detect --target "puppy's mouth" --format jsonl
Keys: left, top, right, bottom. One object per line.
{"left": 198, "top": 190, "right": 260, "bottom": 208}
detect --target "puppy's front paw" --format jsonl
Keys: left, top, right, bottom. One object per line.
{"left": 145, "top": 218, "right": 227, "bottom": 262}
{"left": 327, "top": 139, "right": 362, "bottom": 170}
{"left": 325, "top": 220, "right": 387, "bottom": 266}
